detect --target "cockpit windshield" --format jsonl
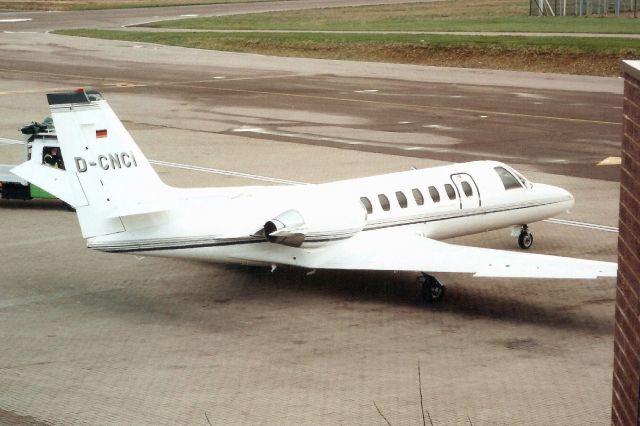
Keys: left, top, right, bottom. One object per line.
{"left": 510, "top": 168, "right": 531, "bottom": 189}
{"left": 494, "top": 166, "right": 524, "bottom": 190}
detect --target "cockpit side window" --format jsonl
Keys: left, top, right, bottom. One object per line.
{"left": 494, "top": 166, "right": 522, "bottom": 190}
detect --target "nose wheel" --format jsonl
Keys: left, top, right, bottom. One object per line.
{"left": 418, "top": 273, "right": 446, "bottom": 303}
{"left": 517, "top": 225, "right": 534, "bottom": 249}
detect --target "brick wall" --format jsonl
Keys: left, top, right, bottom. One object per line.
{"left": 612, "top": 60, "right": 640, "bottom": 426}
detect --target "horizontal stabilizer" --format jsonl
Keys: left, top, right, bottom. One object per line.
{"left": 11, "top": 161, "right": 87, "bottom": 207}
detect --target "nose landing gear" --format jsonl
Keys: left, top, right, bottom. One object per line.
{"left": 517, "top": 225, "right": 534, "bottom": 249}
{"left": 418, "top": 273, "right": 446, "bottom": 303}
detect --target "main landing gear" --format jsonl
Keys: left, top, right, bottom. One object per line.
{"left": 418, "top": 273, "right": 446, "bottom": 303}
{"left": 516, "top": 224, "right": 534, "bottom": 250}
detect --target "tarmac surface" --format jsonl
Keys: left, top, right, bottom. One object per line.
{"left": 0, "top": 2, "right": 622, "bottom": 425}
{"left": 0, "top": 0, "right": 439, "bottom": 31}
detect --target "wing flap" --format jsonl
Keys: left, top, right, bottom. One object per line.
{"left": 234, "top": 229, "right": 617, "bottom": 279}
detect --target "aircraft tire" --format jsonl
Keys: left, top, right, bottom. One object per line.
{"left": 419, "top": 274, "right": 446, "bottom": 303}
{"left": 518, "top": 231, "right": 534, "bottom": 250}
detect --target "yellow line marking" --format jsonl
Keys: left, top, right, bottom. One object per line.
{"left": 597, "top": 156, "right": 621, "bottom": 166}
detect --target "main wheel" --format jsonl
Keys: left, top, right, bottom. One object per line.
{"left": 518, "top": 231, "right": 533, "bottom": 249}
{"left": 418, "top": 274, "right": 446, "bottom": 303}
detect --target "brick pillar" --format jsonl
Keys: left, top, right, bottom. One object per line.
{"left": 612, "top": 60, "right": 640, "bottom": 426}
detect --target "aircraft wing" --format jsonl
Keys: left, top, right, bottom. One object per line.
{"left": 237, "top": 230, "right": 617, "bottom": 279}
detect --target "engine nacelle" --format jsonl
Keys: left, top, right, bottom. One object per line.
{"left": 264, "top": 209, "right": 307, "bottom": 247}
{"left": 263, "top": 199, "right": 367, "bottom": 248}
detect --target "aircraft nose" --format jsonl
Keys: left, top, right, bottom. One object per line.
{"left": 535, "top": 183, "right": 575, "bottom": 209}
{"left": 561, "top": 187, "right": 575, "bottom": 208}
{"left": 550, "top": 184, "right": 575, "bottom": 209}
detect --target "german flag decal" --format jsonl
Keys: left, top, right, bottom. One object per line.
{"left": 96, "top": 129, "right": 108, "bottom": 138}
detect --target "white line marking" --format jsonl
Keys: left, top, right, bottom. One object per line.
{"left": 0, "top": 138, "right": 22, "bottom": 145}
{"left": 512, "top": 92, "right": 549, "bottom": 100}
{"left": 149, "top": 159, "right": 306, "bottom": 185}
{"left": 232, "top": 127, "right": 265, "bottom": 133}
{"left": 354, "top": 89, "right": 379, "bottom": 93}
{"left": 543, "top": 218, "right": 618, "bottom": 233}
{"left": 423, "top": 124, "right": 455, "bottom": 130}
{"left": 230, "top": 127, "right": 432, "bottom": 151}
{"left": 180, "top": 14, "right": 199, "bottom": 17}
{"left": 0, "top": 18, "right": 32, "bottom": 23}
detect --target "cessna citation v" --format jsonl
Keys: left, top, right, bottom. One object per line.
{"left": 12, "top": 90, "right": 617, "bottom": 302}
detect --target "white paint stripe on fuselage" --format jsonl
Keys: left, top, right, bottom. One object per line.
{"left": 151, "top": 159, "right": 618, "bottom": 234}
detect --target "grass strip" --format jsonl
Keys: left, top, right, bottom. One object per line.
{"left": 144, "top": 2, "right": 640, "bottom": 34}
{"left": 55, "top": 29, "right": 640, "bottom": 76}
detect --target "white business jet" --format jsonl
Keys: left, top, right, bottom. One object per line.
{"left": 12, "top": 90, "right": 617, "bottom": 302}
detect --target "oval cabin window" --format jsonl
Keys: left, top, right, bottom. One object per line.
{"left": 378, "top": 194, "right": 391, "bottom": 211}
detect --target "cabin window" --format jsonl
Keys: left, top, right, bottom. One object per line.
{"left": 412, "top": 188, "right": 424, "bottom": 206}
{"left": 428, "top": 186, "right": 440, "bottom": 203}
{"left": 494, "top": 166, "right": 522, "bottom": 190}
{"left": 378, "top": 194, "right": 391, "bottom": 211}
{"left": 395, "top": 191, "right": 408, "bottom": 208}
{"left": 360, "top": 197, "right": 373, "bottom": 214}
{"left": 461, "top": 181, "right": 473, "bottom": 197}
{"left": 445, "top": 184, "right": 456, "bottom": 200}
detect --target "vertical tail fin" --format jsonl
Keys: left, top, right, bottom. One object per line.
{"left": 14, "top": 89, "right": 167, "bottom": 238}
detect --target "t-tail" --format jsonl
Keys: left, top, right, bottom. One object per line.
{"left": 12, "top": 89, "right": 167, "bottom": 239}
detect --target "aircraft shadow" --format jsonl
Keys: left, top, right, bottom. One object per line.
{"left": 59, "top": 262, "right": 612, "bottom": 338}
{"left": 230, "top": 265, "right": 614, "bottom": 337}
{"left": 0, "top": 199, "right": 71, "bottom": 211}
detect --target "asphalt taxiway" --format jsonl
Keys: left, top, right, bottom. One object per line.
{"left": 0, "top": 3, "right": 622, "bottom": 425}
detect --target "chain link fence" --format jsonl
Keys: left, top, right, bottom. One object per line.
{"left": 530, "top": 0, "right": 637, "bottom": 16}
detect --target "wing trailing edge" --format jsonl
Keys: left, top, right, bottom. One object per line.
{"left": 231, "top": 229, "right": 617, "bottom": 279}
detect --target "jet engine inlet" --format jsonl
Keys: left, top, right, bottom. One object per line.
{"left": 263, "top": 209, "right": 306, "bottom": 247}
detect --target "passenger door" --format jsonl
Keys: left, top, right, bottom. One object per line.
{"left": 450, "top": 173, "right": 480, "bottom": 209}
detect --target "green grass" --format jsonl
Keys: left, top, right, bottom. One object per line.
{"left": 143, "top": 1, "right": 640, "bottom": 34}
{"left": 53, "top": 28, "right": 640, "bottom": 76}
{"left": 55, "top": 29, "right": 640, "bottom": 53}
